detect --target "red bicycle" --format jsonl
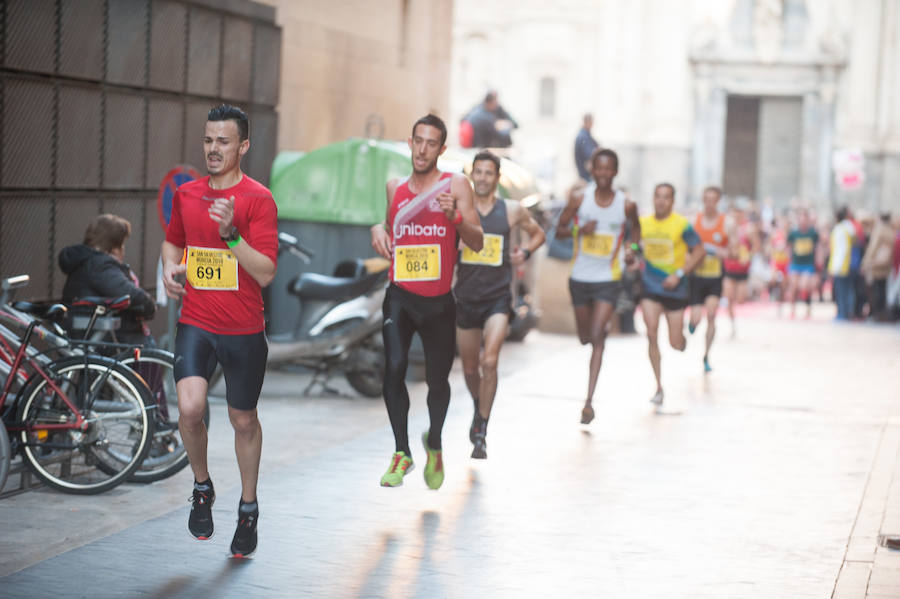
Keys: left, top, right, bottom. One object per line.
{"left": 0, "top": 275, "right": 154, "bottom": 494}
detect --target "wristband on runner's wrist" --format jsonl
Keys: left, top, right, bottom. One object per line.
{"left": 523, "top": 248, "right": 532, "bottom": 260}
{"left": 451, "top": 210, "right": 463, "bottom": 225}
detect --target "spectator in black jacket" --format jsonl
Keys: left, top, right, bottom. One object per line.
{"left": 462, "top": 91, "right": 518, "bottom": 148}
{"left": 58, "top": 214, "right": 156, "bottom": 344}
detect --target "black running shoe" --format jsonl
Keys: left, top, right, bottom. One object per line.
{"left": 469, "top": 412, "right": 483, "bottom": 444}
{"left": 230, "top": 503, "right": 259, "bottom": 558}
{"left": 188, "top": 483, "right": 215, "bottom": 540}
{"left": 471, "top": 431, "right": 487, "bottom": 459}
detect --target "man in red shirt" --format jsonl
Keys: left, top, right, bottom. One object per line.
{"left": 161, "top": 104, "right": 278, "bottom": 558}
{"left": 370, "top": 114, "right": 483, "bottom": 490}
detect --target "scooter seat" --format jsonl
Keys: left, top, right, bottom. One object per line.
{"left": 289, "top": 270, "right": 385, "bottom": 301}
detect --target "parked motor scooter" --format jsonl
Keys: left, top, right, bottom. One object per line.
{"left": 265, "top": 232, "right": 389, "bottom": 397}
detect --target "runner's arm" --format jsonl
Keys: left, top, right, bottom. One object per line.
{"left": 625, "top": 199, "right": 641, "bottom": 244}
{"left": 682, "top": 227, "right": 706, "bottom": 275}
{"left": 208, "top": 196, "right": 277, "bottom": 287}
{"left": 371, "top": 180, "right": 398, "bottom": 260}
{"left": 509, "top": 201, "right": 545, "bottom": 264}
{"left": 555, "top": 184, "right": 584, "bottom": 239}
{"left": 160, "top": 240, "right": 187, "bottom": 299}
{"left": 229, "top": 238, "right": 277, "bottom": 287}
{"left": 451, "top": 173, "right": 484, "bottom": 253}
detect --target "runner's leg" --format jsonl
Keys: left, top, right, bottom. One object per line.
{"left": 218, "top": 330, "right": 268, "bottom": 503}
{"left": 478, "top": 312, "right": 510, "bottom": 421}
{"left": 456, "top": 326, "right": 483, "bottom": 413}
{"left": 418, "top": 299, "right": 456, "bottom": 451}
{"left": 382, "top": 292, "right": 416, "bottom": 455}
{"left": 787, "top": 271, "right": 798, "bottom": 317}
{"left": 641, "top": 299, "right": 664, "bottom": 394}
{"left": 573, "top": 303, "right": 593, "bottom": 345}
{"left": 703, "top": 295, "right": 720, "bottom": 361}
{"left": 800, "top": 272, "right": 813, "bottom": 317}
{"left": 585, "top": 300, "right": 615, "bottom": 407}
{"left": 229, "top": 406, "right": 262, "bottom": 502}
{"left": 689, "top": 302, "right": 703, "bottom": 331}
{"left": 178, "top": 377, "right": 211, "bottom": 482}
{"left": 663, "top": 307, "right": 687, "bottom": 351}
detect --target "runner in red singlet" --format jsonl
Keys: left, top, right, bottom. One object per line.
{"left": 722, "top": 201, "right": 757, "bottom": 338}
{"left": 161, "top": 104, "right": 278, "bottom": 558}
{"left": 370, "top": 114, "right": 483, "bottom": 490}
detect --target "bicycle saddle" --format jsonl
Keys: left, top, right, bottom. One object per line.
{"left": 11, "top": 301, "right": 68, "bottom": 321}
{"left": 71, "top": 295, "right": 131, "bottom": 311}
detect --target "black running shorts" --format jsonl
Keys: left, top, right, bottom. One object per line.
{"left": 641, "top": 293, "right": 688, "bottom": 312}
{"left": 568, "top": 279, "right": 622, "bottom": 307}
{"left": 455, "top": 293, "right": 514, "bottom": 329}
{"left": 688, "top": 276, "right": 723, "bottom": 305}
{"left": 174, "top": 323, "right": 268, "bottom": 411}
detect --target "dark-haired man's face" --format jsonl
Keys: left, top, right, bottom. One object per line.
{"left": 203, "top": 120, "right": 248, "bottom": 177}
{"left": 471, "top": 159, "right": 499, "bottom": 198}
{"left": 653, "top": 185, "right": 675, "bottom": 218}
{"left": 702, "top": 190, "right": 720, "bottom": 213}
{"left": 590, "top": 155, "right": 617, "bottom": 189}
{"left": 408, "top": 124, "right": 445, "bottom": 175}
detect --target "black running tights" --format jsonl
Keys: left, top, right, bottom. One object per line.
{"left": 382, "top": 285, "right": 456, "bottom": 455}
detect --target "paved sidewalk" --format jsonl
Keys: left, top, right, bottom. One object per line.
{"left": 1, "top": 304, "right": 899, "bottom": 598}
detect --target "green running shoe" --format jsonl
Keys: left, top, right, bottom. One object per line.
{"left": 380, "top": 451, "right": 414, "bottom": 487}
{"left": 421, "top": 431, "right": 445, "bottom": 490}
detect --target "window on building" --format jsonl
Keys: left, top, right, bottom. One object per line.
{"left": 539, "top": 76, "right": 555, "bottom": 117}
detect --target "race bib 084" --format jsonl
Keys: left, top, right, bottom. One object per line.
{"left": 461, "top": 234, "right": 503, "bottom": 266}
{"left": 394, "top": 244, "right": 441, "bottom": 281}
{"left": 644, "top": 238, "right": 674, "bottom": 265}
{"left": 186, "top": 246, "right": 239, "bottom": 290}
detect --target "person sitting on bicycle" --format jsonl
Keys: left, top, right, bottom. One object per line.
{"left": 58, "top": 213, "right": 156, "bottom": 345}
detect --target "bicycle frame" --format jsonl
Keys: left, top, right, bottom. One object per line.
{"left": 0, "top": 321, "right": 88, "bottom": 434}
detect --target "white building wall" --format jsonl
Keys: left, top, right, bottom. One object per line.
{"left": 451, "top": 0, "right": 900, "bottom": 215}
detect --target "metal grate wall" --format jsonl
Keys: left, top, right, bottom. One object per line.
{"left": 0, "top": 0, "right": 281, "bottom": 301}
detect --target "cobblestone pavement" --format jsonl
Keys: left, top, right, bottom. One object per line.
{"left": 1, "top": 303, "right": 899, "bottom": 598}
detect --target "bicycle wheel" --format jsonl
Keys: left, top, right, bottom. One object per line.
{"left": 17, "top": 356, "right": 153, "bottom": 494}
{"left": 119, "top": 348, "right": 209, "bottom": 483}
{"left": 0, "top": 423, "right": 10, "bottom": 493}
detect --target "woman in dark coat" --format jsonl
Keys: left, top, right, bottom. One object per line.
{"left": 58, "top": 214, "right": 156, "bottom": 345}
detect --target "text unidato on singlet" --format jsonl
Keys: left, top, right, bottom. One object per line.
{"left": 395, "top": 223, "right": 448, "bottom": 239}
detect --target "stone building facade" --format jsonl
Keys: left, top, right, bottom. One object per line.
{"left": 450, "top": 0, "right": 899, "bottom": 216}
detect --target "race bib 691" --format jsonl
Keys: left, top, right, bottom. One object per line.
{"left": 186, "top": 246, "right": 239, "bottom": 290}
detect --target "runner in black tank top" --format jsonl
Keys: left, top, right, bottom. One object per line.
{"left": 454, "top": 151, "right": 545, "bottom": 459}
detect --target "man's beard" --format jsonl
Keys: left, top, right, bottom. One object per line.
{"left": 413, "top": 157, "right": 437, "bottom": 174}
{"left": 474, "top": 184, "right": 495, "bottom": 198}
